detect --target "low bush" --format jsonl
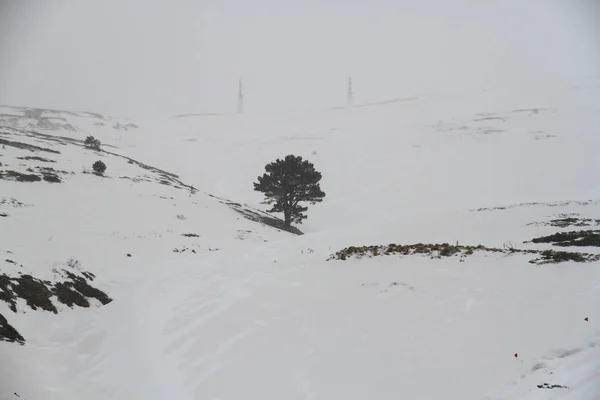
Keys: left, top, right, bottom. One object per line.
{"left": 84, "top": 136, "right": 101, "bottom": 150}
{"left": 0, "top": 170, "right": 41, "bottom": 182}
{"left": 92, "top": 160, "right": 107, "bottom": 175}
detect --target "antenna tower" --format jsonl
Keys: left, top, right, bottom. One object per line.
{"left": 237, "top": 79, "right": 244, "bottom": 113}
{"left": 347, "top": 77, "right": 354, "bottom": 106}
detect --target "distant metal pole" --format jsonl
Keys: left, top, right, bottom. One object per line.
{"left": 347, "top": 77, "right": 354, "bottom": 106}
{"left": 596, "top": 1, "right": 599, "bottom": 68}
{"left": 237, "top": 79, "right": 244, "bottom": 113}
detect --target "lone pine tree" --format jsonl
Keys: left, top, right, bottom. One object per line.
{"left": 254, "top": 155, "right": 326, "bottom": 227}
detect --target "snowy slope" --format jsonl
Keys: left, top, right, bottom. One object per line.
{"left": 0, "top": 121, "right": 296, "bottom": 397}
{"left": 1, "top": 77, "right": 600, "bottom": 399}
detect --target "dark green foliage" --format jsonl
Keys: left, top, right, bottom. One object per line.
{"left": 0, "top": 268, "right": 113, "bottom": 344}
{"left": 548, "top": 217, "right": 599, "bottom": 228}
{"left": 0, "top": 313, "right": 25, "bottom": 345}
{"left": 12, "top": 275, "right": 58, "bottom": 313}
{"left": 43, "top": 174, "right": 61, "bottom": 183}
{"left": 60, "top": 270, "right": 112, "bottom": 306}
{"left": 531, "top": 230, "right": 600, "bottom": 247}
{"left": 254, "top": 155, "right": 325, "bottom": 227}
{"left": 1, "top": 270, "right": 112, "bottom": 312}
{"left": 529, "top": 215, "right": 600, "bottom": 228}
{"left": 16, "top": 156, "right": 56, "bottom": 163}
{"left": 92, "top": 160, "right": 107, "bottom": 175}
{"left": 0, "top": 169, "right": 62, "bottom": 183}
{"left": 0, "top": 274, "right": 17, "bottom": 312}
{"left": 84, "top": 135, "right": 101, "bottom": 150}
{"left": 0, "top": 170, "right": 41, "bottom": 182}
{"left": 54, "top": 282, "right": 90, "bottom": 308}
{"left": 531, "top": 250, "right": 592, "bottom": 264}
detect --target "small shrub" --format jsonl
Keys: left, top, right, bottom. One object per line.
{"left": 0, "top": 170, "right": 41, "bottom": 182}
{"left": 0, "top": 274, "right": 17, "bottom": 312}
{"left": 11, "top": 275, "right": 58, "bottom": 313}
{"left": 439, "top": 246, "right": 453, "bottom": 257}
{"left": 16, "top": 173, "right": 41, "bottom": 182}
{"left": 54, "top": 270, "right": 112, "bottom": 308}
{"left": 68, "top": 274, "right": 112, "bottom": 305}
{"left": 530, "top": 230, "right": 600, "bottom": 247}
{"left": 66, "top": 258, "right": 81, "bottom": 270}
{"left": 54, "top": 282, "right": 90, "bottom": 308}
{"left": 17, "top": 156, "right": 56, "bottom": 163}
{"left": 0, "top": 313, "right": 25, "bottom": 345}
{"left": 176, "top": 214, "right": 186, "bottom": 220}
{"left": 43, "top": 174, "right": 61, "bottom": 183}
{"left": 537, "top": 383, "right": 569, "bottom": 389}
{"left": 84, "top": 136, "right": 101, "bottom": 150}
{"left": 92, "top": 160, "right": 106, "bottom": 175}
{"left": 531, "top": 250, "right": 592, "bottom": 264}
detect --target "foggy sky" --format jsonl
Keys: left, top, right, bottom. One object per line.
{"left": 0, "top": 0, "right": 598, "bottom": 118}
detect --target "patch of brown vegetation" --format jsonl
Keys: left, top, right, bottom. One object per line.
{"left": 328, "top": 242, "right": 599, "bottom": 265}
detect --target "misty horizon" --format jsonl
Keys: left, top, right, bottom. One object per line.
{"left": 0, "top": 0, "right": 598, "bottom": 119}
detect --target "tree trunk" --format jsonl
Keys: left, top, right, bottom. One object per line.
{"left": 284, "top": 210, "right": 291, "bottom": 227}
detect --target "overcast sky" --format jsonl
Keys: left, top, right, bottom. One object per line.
{"left": 0, "top": 0, "right": 598, "bottom": 118}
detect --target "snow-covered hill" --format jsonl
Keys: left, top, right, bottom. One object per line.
{"left": 1, "top": 78, "right": 599, "bottom": 399}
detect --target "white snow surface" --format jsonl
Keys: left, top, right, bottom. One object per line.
{"left": 1, "top": 78, "right": 600, "bottom": 399}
